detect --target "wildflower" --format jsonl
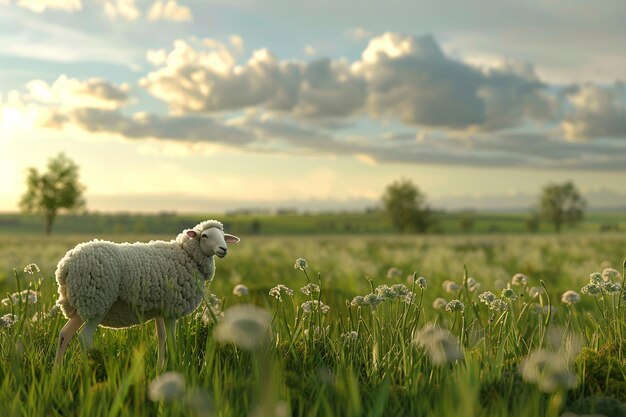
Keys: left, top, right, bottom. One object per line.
{"left": 445, "top": 299, "right": 465, "bottom": 313}
{"left": 528, "top": 286, "right": 544, "bottom": 298}
{"left": 350, "top": 296, "right": 365, "bottom": 307}
{"left": 589, "top": 272, "right": 603, "bottom": 285}
{"left": 478, "top": 291, "right": 497, "bottom": 305}
{"left": 581, "top": 283, "right": 601, "bottom": 296}
{"left": 501, "top": 287, "right": 518, "bottom": 300}
{"left": 1, "top": 289, "right": 38, "bottom": 306}
{"left": 443, "top": 280, "right": 460, "bottom": 293}
{"left": 232, "top": 284, "right": 249, "bottom": 296}
{"left": 363, "top": 293, "right": 384, "bottom": 308}
{"left": 432, "top": 297, "right": 447, "bottom": 309}
{"left": 387, "top": 267, "right": 403, "bottom": 279}
{"left": 340, "top": 331, "right": 358, "bottom": 342}
{"left": 301, "top": 300, "right": 330, "bottom": 314}
{"left": 148, "top": 372, "right": 186, "bottom": 402}
{"left": 489, "top": 299, "right": 508, "bottom": 312}
{"left": 561, "top": 290, "right": 580, "bottom": 305}
{"left": 23, "top": 263, "right": 40, "bottom": 275}
{"left": 207, "top": 293, "right": 222, "bottom": 310}
{"left": 300, "top": 283, "right": 320, "bottom": 296}
{"left": 414, "top": 324, "right": 463, "bottom": 365}
{"left": 602, "top": 267, "right": 621, "bottom": 282}
{"left": 602, "top": 281, "right": 621, "bottom": 295}
{"left": 414, "top": 276, "right": 428, "bottom": 289}
{"left": 511, "top": 273, "right": 528, "bottom": 286}
{"left": 375, "top": 285, "right": 396, "bottom": 300}
{"left": 269, "top": 284, "right": 294, "bottom": 302}
{"left": 402, "top": 291, "right": 416, "bottom": 304}
{"left": 520, "top": 349, "right": 577, "bottom": 393}
{"left": 294, "top": 258, "right": 308, "bottom": 270}
{"left": 303, "top": 325, "right": 328, "bottom": 339}
{"left": 0, "top": 313, "right": 18, "bottom": 328}
{"left": 214, "top": 304, "right": 272, "bottom": 350}
{"left": 391, "top": 283, "right": 410, "bottom": 296}
{"left": 466, "top": 277, "right": 480, "bottom": 292}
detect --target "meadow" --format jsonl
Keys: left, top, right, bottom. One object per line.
{"left": 1, "top": 231, "right": 625, "bottom": 416}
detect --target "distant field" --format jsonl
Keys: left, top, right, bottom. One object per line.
{"left": 1, "top": 210, "right": 625, "bottom": 236}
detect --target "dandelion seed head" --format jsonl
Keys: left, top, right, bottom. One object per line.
{"left": 528, "top": 286, "right": 544, "bottom": 298}
{"left": 602, "top": 267, "right": 621, "bottom": 282}
{"left": 148, "top": 372, "right": 186, "bottom": 402}
{"left": 466, "top": 277, "right": 480, "bottom": 292}
{"left": 581, "top": 283, "right": 601, "bottom": 296}
{"left": 214, "top": 304, "right": 272, "bottom": 350}
{"left": 300, "top": 283, "right": 320, "bottom": 296}
{"left": 478, "top": 291, "right": 497, "bottom": 305}
{"left": 561, "top": 290, "right": 580, "bottom": 305}
{"left": 23, "top": 263, "right": 40, "bottom": 275}
{"left": 415, "top": 276, "right": 428, "bottom": 289}
{"left": 511, "top": 273, "right": 528, "bottom": 286}
{"left": 443, "top": 280, "right": 460, "bottom": 293}
{"left": 232, "top": 284, "right": 249, "bottom": 296}
{"left": 445, "top": 299, "right": 465, "bottom": 313}
{"left": 432, "top": 297, "right": 448, "bottom": 310}
{"left": 294, "top": 258, "right": 308, "bottom": 270}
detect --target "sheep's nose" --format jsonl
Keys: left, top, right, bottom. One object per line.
{"left": 219, "top": 246, "right": 227, "bottom": 253}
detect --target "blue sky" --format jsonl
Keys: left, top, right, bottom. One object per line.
{"left": 1, "top": 0, "right": 625, "bottom": 212}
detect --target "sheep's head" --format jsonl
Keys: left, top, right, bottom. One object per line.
{"left": 186, "top": 226, "right": 240, "bottom": 258}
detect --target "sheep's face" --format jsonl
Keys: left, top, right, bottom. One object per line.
{"left": 187, "top": 227, "right": 240, "bottom": 258}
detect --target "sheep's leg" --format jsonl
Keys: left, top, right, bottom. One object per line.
{"left": 55, "top": 315, "right": 84, "bottom": 366}
{"left": 155, "top": 317, "right": 166, "bottom": 370}
{"left": 79, "top": 315, "right": 104, "bottom": 350}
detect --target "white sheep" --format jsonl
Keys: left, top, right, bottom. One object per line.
{"left": 54, "top": 219, "right": 239, "bottom": 368}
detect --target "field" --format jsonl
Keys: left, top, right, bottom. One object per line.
{"left": 1, "top": 230, "right": 625, "bottom": 416}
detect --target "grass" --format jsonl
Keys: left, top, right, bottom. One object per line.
{"left": 0, "top": 232, "right": 625, "bottom": 416}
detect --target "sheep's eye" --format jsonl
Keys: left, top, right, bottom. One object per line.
{"left": 201, "top": 234, "right": 207, "bottom": 238}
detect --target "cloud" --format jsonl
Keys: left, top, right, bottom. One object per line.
{"left": 15, "top": 0, "right": 81, "bottom": 13}
{"left": 562, "top": 82, "right": 626, "bottom": 140}
{"left": 24, "top": 75, "right": 130, "bottom": 109}
{"left": 344, "top": 27, "right": 372, "bottom": 41}
{"left": 147, "top": 0, "right": 192, "bottom": 22}
{"left": 104, "top": 0, "right": 140, "bottom": 20}
{"left": 140, "top": 33, "right": 555, "bottom": 131}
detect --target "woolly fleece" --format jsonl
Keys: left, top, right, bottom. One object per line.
{"left": 55, "top": 220, "right": 224, "bottom": 328}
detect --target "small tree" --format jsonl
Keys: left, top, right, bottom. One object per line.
{"left": 382, "top": 178, "right": 431, "bottom": 233}
{"left": 20, "top": 153, "right": 86, "bottom": 235}
{"left": 539, "top": 181, "right": 586, "bottom": 232}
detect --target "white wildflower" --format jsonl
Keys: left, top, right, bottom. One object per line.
{"left": 501, "top": 287, "right": 518, "bottom": 300}
{"left": 445, "top": 299, "right": 465, "bottom": 313}
{"left": 528, "top": 286, "right": 544, "bottom": 298}
{"left": 466, "top": 277, "right": 480, "bottom": 292}
{"left": 148, "top": 372, "right": 186, "bottom": 402}
{"left": 1, "top": 289, "right": 38, "bottom": 306}
{"left": 478, "top": 291, "right": 497, "bottom": 305}
{"left": 300, "top": 283, "right": 320, "bottom": 296}
{"left": 0, "top": 313, "right": 18, "bottom": 328}
{"left": 489, "top": 299, "right": 508, "bottom": 312}
{"left": 340, "top": 331, "right": 358, "bottom": 342}
{"left": 294, "top": 258, "right": 308, "bottom": 270}
{"left": 23, "top": 263, "right": 40, "bottom": 275}
{"left": 214, "top": 304, "right": 272, "bottom": 350}
{"left": 432, "top": 297, "right": 448, "bottom": 310}
{"left": 602, "top": 281, "right": 621, "bottom": 295}
{"left": 602, "top": 267, "right": 621, "bottom": 282}
{"left": 443, "top": 280, "right": 460, "bottom": 293}
{"left": 269, "top": 284, "right": 294, "bottom": 302}
{"left": 232, "top": 284, "right": 249, "bottom": 296}
{"left": 415, "top": 276, "right": 428, "bottom": 289}
{"left": 391, "top": 284, "right": 410, "bottom": 296}
{"left": 375, "top": 285, "right": 396, "bottom": 300}
{"left": 561, "top": 290, "right": 580, "bottom": 305}
{"left": 387, "top": 267, "right": 403, "bottom": 279}
{"left": 589, "top": 272, "right": 603, "bottom": 285}
{"left": 350, "top": 296, "right": 366, "bottom": 307}
{"left": 520, "top": 349, "right": 577, "bottom": 393}
{"left": 413, "top": 324, "right": 463, "bottom": 365}
{"left": 511, "top": 273, "right": 528, "bottom": 286}
{"left": 301, "top": 300, "right": 330, "bottom": 314}
{"left": 402, "top": 291, "right": 416, "bottom": 304}
{"left": 581, "top": 283, "right": 601, "bottom": 296}
{"left": 363, "top": 293, "right": 384, "bottom": 308}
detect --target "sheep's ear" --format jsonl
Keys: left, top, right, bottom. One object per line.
{"left": 224, "top": 233, "right": 240, "bottom": 243}
{"left": 186, "top": 230, "right": 198, "bottom": 238}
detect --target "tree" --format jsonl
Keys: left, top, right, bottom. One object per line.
{"left": 382, "top": 178, "right": 432, "bottom": 233}
{"left": 539, "top": 181, "right": 586, "bottom": 232}
{"left": 20, "top": 153, "right": 86, "bottom": 235}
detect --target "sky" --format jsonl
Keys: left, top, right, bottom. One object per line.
{"left": 0, "top": 0, "right": 625, "bottom": 213}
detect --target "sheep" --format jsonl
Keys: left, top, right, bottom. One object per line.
{"left": 54, "top": 219, "right": 239, "bottom": 368}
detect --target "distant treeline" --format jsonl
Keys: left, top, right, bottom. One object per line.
{"left": 0, "top": 210, "right": 624, "bottom": 236}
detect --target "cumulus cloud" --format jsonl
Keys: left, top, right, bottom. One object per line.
{"left": 15, "top": 0, "right": 81, "bottom": 13}
{"left": 104, "top": 0, "right": 140, "bottom": 20}
{"left": 562, "top": 82, "right": 626, "bottom": 140}
{"left": 140, "top": 33, "right": 555, "bottom": 131}
{"left": 147, "top": 0, "right": 191, "bottom": 22}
